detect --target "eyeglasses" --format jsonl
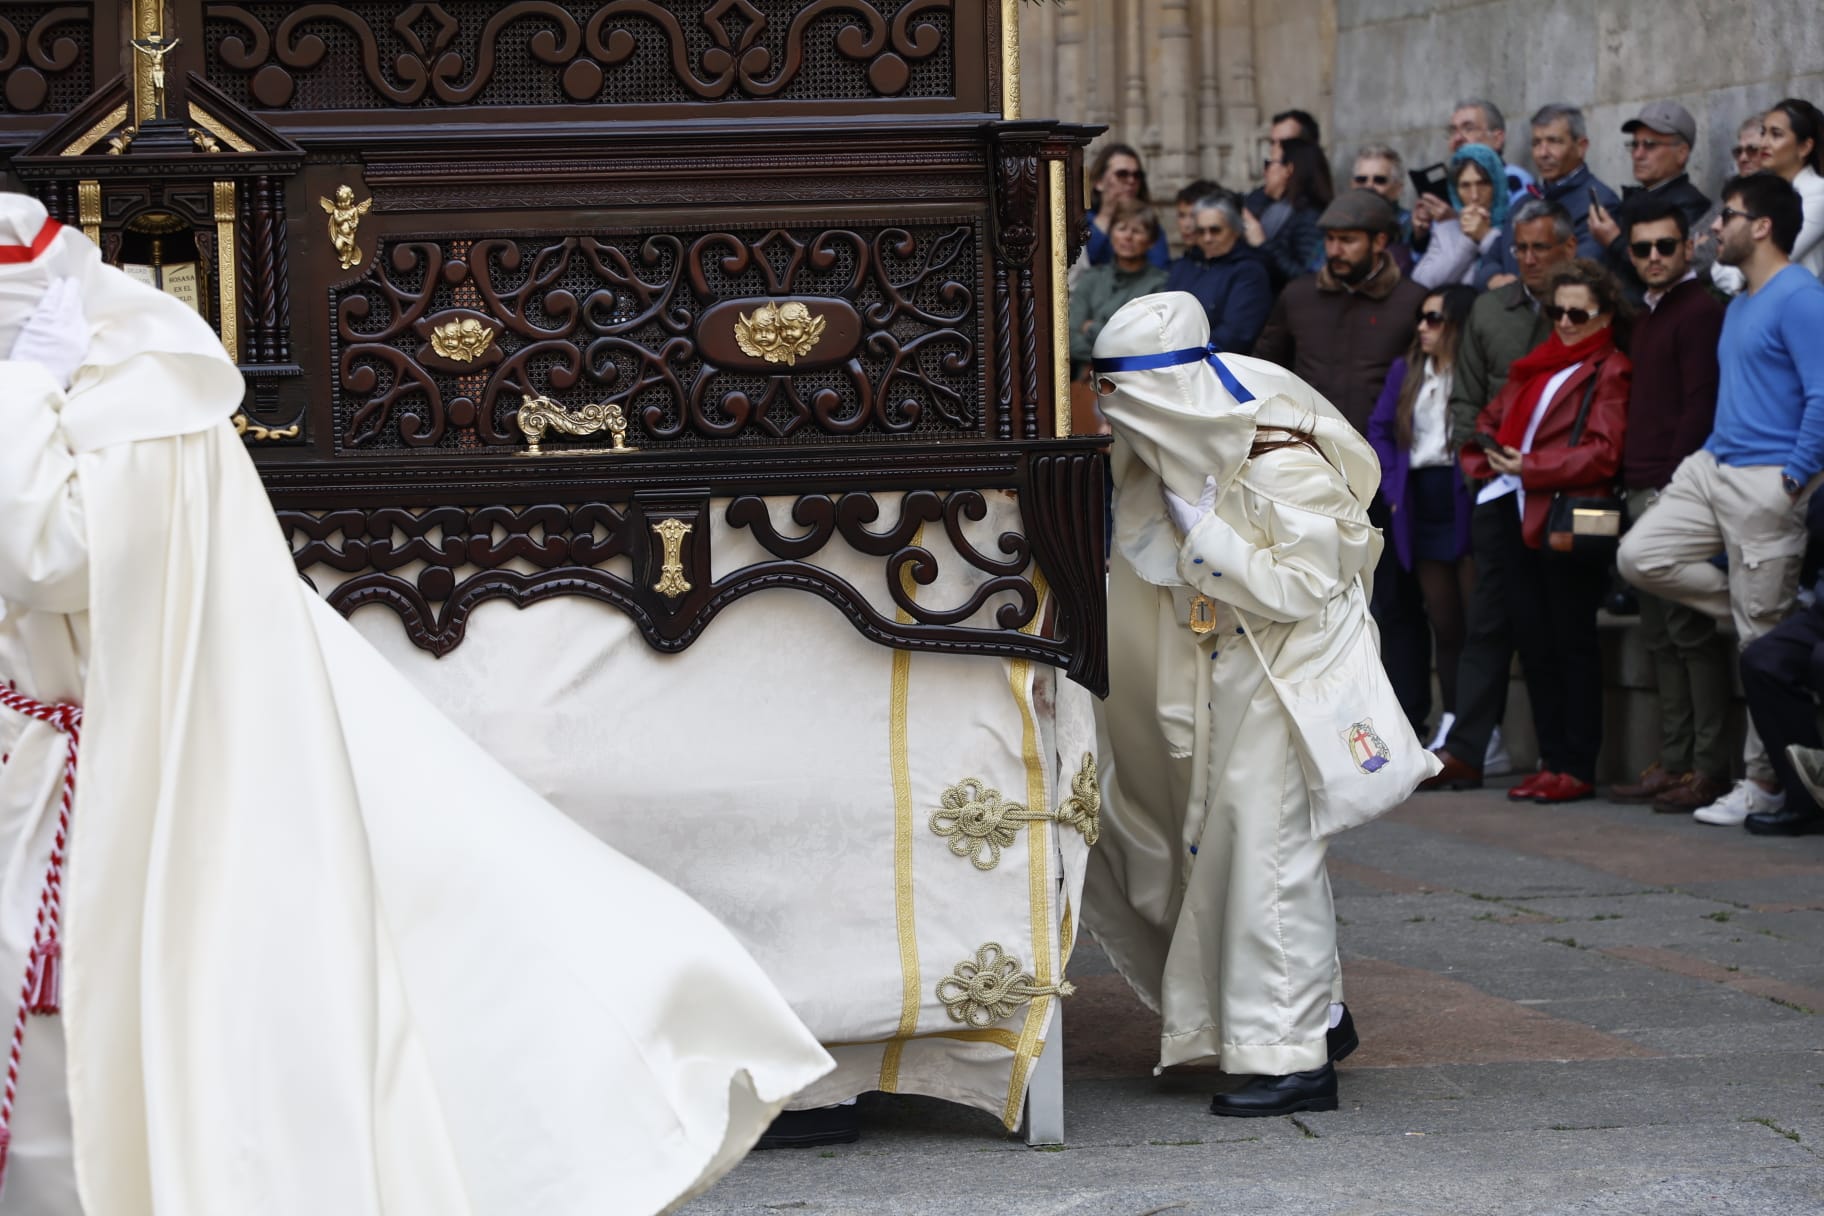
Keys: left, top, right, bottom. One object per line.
{"left": 1353, "top": 174, "right": 1391, "bottom": 187}
{"left": 1545, "top": 305, "right": 1597, "bottom": 325}
{"left": 1629, "top": 238, "right": 1682, "bottom": 258}
{"left": 1194, "top": 225, "right": 1231, "bottom": 237}
{"left": 1107, "top": 168, "right": 1140, "bottom": 181}
{"left": 1731, "top": 145, "right": 1760, "bottom": 159}
{"left": 1625, "top": 137, "right": 1678, "bottom": 152}
{"left": 1718, "top": 205, "right": 1762, "bottom": 225}
{"left": 1510, "top": 242, "right": 1563, "bottom": 258}
{"left": 1417, "top": 310, "right": 1447, "bottom": 327}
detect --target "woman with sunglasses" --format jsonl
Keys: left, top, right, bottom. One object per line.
{"left": 1163, "top": 192, "right": 1273, "bottom": 354}
{"left": 1084, "top": 142, "right": 1171, "bottom": 271}
{"left": 1368, "top": 286, "right": 1479, "bottom": 748}
{"left": 1411, "top": 145, "right": 1510, "bottom": 289}
{"left": 1460, "top": 261, "right": 1631, "bottom": 803}
{"left": 1242, "top": 138, "right": 1334, "bottom": 288}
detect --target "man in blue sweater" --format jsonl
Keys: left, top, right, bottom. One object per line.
{"left": 1620, "top": 173, "right": 1824, "bottom": 832}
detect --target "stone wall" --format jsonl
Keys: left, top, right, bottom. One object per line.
{"left": 1332, "top": 0, "right": 1824, "bottom": 200}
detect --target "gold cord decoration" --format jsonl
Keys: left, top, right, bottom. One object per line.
{"left": 1054, "top": 753, "right": 1101, "bottom": 846}
{"left": 929, "top": 779, "right": 1049, "bottom": 871}
{"left": 937, "top": 944, "right": 1074, "bottom": 1029}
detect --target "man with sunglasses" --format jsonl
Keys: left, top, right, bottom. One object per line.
{"left": 1351, "top": 145, "right": 1416, "bottom": 273}
{"left": 1619, "top": 173, "right": 1824, "bottom": 835}
{"left": 1606, "top": 200, "right": 1733, "bottom": 815}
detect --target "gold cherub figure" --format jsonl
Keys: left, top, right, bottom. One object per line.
{"left": 734, "top": 300, "right": 826, "bottom": 367}
{"left": 319, "top": 184, "right": 373, "bottom": 271}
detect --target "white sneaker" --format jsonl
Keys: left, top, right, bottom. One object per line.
{"left": 1483, "top": 726, "right": 1513, "bottom": 778}
{"left": 1427, "top": 712, "right": 1457, "bottom": 753}
{"left": 1692, "top": 779, "right": 1785, "bottom": 826}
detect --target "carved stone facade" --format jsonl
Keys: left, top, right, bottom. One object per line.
{"left": 1015, "top": 0, "right": 1335, "bottom": 202}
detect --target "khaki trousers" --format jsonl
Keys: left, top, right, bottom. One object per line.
{"left": 1618, "top": 452, "right": 1813, "bottom": 783}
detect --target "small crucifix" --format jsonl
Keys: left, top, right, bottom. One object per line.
{"left": 131, "top": 31, "right": 180, "bottom": 121}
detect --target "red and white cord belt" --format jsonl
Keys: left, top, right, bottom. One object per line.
{"left": 0, "top": 685, "right": 81, "bottom": 1190}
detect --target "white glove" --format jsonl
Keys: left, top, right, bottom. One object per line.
{"left": 10, "top": 277, "right": 90, "bottom": 391}
{"left": 1162, "top": 475, "right": 1218, "bottom": 536}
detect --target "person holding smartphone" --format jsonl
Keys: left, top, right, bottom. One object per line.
{"left": 1412, "top": 145, "right": 1510, "bottom": 288}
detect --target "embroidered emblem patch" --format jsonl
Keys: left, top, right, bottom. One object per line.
{"left": 1343, "top": 719, "right": 1391, "bottom": 774}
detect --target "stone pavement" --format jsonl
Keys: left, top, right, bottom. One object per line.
{"left": 685, "top": 786, "right": 1824, "bottom": 1215}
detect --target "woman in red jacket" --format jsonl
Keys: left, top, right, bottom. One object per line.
{"left": 1461, "top": 260, "right": 1631, "bottom": 802}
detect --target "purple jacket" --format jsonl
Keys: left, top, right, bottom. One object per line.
{"left": 1367, "top": 357, "right": 1473, "bottom": 570}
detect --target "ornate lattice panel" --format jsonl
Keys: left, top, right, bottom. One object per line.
{"left": 329, "top": 220, "right": 986, "bottom": 453}
{"left": 0, "top": 4, "right": 96, "bottom": 115}
{"left": 202, "top": 1, "right": 958, "bottom": 111}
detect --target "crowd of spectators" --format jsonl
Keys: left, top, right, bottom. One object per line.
{"left": 1075, "top": 94, "right": 1824, "bottom": 837}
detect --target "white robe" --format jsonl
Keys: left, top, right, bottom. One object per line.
{"left": 0, "top": 287, "right": 832, "bottom": 1212}
{"left": 1083, "top": 296, "right": 1387, "bottom": 1076}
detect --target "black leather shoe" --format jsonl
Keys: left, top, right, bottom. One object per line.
{"left": 755, "top": 1104, "right": 861, "bottom": 1149}
{"left": 1209, "top": 1064, "right": 1338, "bottom": 1117}
{"left": 1327, "top": 1006, "right": 1358, "bottom": 1063}
{"left": 1744, "top": 807, "right": 1824, "bottom": 836}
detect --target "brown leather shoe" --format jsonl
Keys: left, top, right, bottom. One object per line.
{"left": 1651, "top": 772, "right": 1729, "bottom": 814}
{"left": 1417, "top": 748, "right": 1483, "bottom": 791}
{"left": 1609, "top": 763, "right": 1686, "bottom": 805}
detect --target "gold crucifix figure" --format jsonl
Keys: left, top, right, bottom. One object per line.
{"left": 130, "top": 31, "right": 180, "bottom": 121}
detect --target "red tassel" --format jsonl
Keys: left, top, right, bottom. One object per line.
{"left": 27, "top": 941, "right": 60, "bottom": 1016}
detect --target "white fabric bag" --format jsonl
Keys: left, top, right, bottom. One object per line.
{"left": 1235, "top": 577, "right": 1439, "bottom": 838}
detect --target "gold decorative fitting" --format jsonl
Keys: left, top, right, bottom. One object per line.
{"left": 232, "top": 413, "right": 300, "bottom": 442}
{"left": 213, "top": 181, "right": 239, "bottom": 362}
{"left": 930, "top": 779, "right": 1048, "bottom": 871}
{"left": 106, "top": 127, "right": 138, "bottom": 156}
{"left": 1188, "top": 593, "right": 1217, "bottom": 635}
{"left": 516, "top": 394, "right": 634, "bottom": 455}
{"left": 651, "top": 518, "right": 693, "bottom": 598}
{"left": 320, "top": 184, "right": 373, "bottom": 270}
{"left": 430, "top": 317, "right": 496, "bottom": 363}
{"left": 1000, "top": 0, "right": 1021, "bottom": 120}
{"left": 937, "top": 944, "right": 1074, "bottom": 1029}
{"left": 1055, "top": 753, "right": 1101, "bottom": 846}
{"left": 77, "top": 181, "right": 101, "bottom": 244}
{"left": 61, "top": 103, "right": 130, "bottom": 157}
{"left": 188, "top": 128, "right": 221, "bottom": 154}
{"left": 1048, "top": 159, "right": 1070, "bottom": 437}
{"left": 188, "top": 104, "right": 256, "bottom": 153}
{"left": 733, "top": 300, "right": 826, "bottom": 366}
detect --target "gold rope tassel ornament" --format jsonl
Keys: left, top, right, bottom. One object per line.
{"left": 1054, "top": 753, "right": 1101, "bottom": 846}
{"left": 930, "top": 761, "right": 1103, "bottom": 870}
{"left": 936, "top": 944, "right": 1075, "bottom": 1029}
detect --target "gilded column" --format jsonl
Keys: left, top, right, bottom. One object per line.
{"left": 131, "top": 0, "right": 165, "bottom": 128}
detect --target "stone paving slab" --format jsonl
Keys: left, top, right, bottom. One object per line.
{"left": 685, "top": 788, "right": 1824, "bottom": 1214}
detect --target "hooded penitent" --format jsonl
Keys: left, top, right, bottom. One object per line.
{"left": 0, "top": 192, "right": 832, "bottom": 1215}
{"left": 1081, "top": 291, "right": 1387, "bottom": 1074}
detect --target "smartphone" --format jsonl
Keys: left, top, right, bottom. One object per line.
{"left": 1410, "top": 163, "right": 1452, "bottom": 202}
{"left": 1473, "top": 431, "right": 1507, "bottom": 452}
{"left": 1588, "top": 185, "right": 1603, "bottom": 211}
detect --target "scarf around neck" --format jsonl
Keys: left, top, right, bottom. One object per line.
{"left": 1494, "top": 327, "right": 1614, "bottom": 450}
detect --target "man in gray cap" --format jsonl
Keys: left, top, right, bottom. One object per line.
{"left": 1590, "top": 100, "right": 1713, "bottom": 295}
{"left": 1254, "top": 189, "right": 1434, "bottom": 731}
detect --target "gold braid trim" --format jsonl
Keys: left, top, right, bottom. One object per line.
{"left": 929, "top": 754, "right": 1102, "bottom": 870}
{"left": 1054, "top": 753, "right": 1101, "bottom": 846}
{"left": 937, "top": 944, "right": 1074, "bottom": 1029}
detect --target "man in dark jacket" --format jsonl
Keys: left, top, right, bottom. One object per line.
{"left": 1253, "top": 189, "right": 1433, "bottom": 729}
{"left": 1477, "top": 104, "right": 1621, "bottom": 286}
{"left": 1164, "top": 192, "right": 1273, "bottom": 353}
{"left": 1588, "top": 101, "right": 1712, "bottom": 299}
{"left": 1252, "top": 189, "right": 1427, "bottom": 432}
{"left": 1606, "top": 200, "right": 1733, "bottom": 814}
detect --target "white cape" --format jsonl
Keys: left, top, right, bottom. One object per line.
{"left": 0, "top": 209, "right": 831, "bottom": 1214}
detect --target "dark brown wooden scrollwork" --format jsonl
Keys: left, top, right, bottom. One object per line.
{"left": 281, "top": 471, "right": 1107, "bottom": 696}
{"left": 332, "top": 223, "right": 982, "bottom": 452}
{"left": 0, "top": 5, "right": 92, "bottom": 116}
{"left": 203, "top": 1, "right": 956, "bottom": 111}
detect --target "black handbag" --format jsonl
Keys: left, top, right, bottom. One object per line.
{"left": 1544, "top": 362, "right": 1627, "bottom": 556}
